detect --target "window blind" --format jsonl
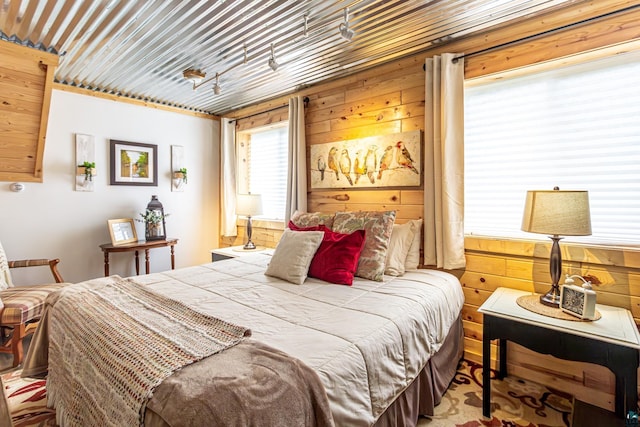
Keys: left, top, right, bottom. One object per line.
{"left": 245, "top": 125, "right": 288, "bottom": 220}
{"left": 464, "top": 50, "right": 640, "bottom": 246}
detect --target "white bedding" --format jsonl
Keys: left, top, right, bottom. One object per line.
{"left": 132, "top": 253, "right": 465, "bottom": 426}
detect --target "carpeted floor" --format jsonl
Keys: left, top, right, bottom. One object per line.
{"left": 1, "top": 358, "right": 573, "bottom": 427}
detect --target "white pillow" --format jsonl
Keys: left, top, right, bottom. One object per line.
{"left": 404, "top": 219, "right": 423, "bottom": 271}
{"left": 265, "top": 229, "right": 324, "bottom": 285}
{"left": 384, "top": 221, "right": 417, "bottom": 276}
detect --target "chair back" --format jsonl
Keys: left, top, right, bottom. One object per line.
{"left": 0, "top": 240, "right": 13, "bottom": 290}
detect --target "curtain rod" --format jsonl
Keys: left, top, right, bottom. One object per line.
{"left": 231, "top": 96, "right": 309, "bottom": 122}
{"left": 451, "top": 4, "right": 640, "bottom": 63}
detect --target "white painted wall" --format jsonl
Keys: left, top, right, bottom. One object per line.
{"left": 0, "top": 90, "right": 220, "bottom": 285}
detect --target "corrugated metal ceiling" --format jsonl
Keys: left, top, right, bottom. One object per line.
{"left": 0, "top": 0, "right": 574, "bottom": 115}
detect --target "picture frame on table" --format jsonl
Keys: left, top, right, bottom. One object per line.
{"left": 107, "top": 218, "right": 138, "bottom": 246}
{"left": 110, "top": 140, "right": 158, "bottom": 186}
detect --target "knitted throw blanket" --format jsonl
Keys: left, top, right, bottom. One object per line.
{"left": 47, "top": 277, "right": 250, "bottom": 427}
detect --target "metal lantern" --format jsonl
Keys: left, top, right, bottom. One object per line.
{"left": 144, "top": 195, "right": 166, "bottom": 241}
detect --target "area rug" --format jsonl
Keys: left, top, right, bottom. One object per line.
{"left": 2, "top": 369, "right": 55, "bottom": 427}
{"left": 422, "top": 359, "right": 573, "bottom": 427}
{"left": 2, "top": 359, "right": 573, "bottom": 427}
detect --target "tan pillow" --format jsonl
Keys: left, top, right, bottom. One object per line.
{"left": 384, "top": 221, "right": 417, "bottom": 276}
{"left": 290, "top": 211, "right": 335, "bottom": 230}
{"left": 332, "top": 210, "right": 396, "bottom": 281}
{"left": 265, "top": 229, "right": 324, "bottom": 285}
{"left": 404, "top": 219, "right": 423, "bottom": 270}
{"left": 0, "top": 240, "right": 12, "bottom": 290}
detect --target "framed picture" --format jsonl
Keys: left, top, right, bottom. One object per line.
{"left": 107, "top": 218, "right": 138, "bottom": 245}
{"left": 309, "top": 130, "right": 421, "bottom": 189}
{"left": 110, "top": 140, "right": 158, "bottom": 186}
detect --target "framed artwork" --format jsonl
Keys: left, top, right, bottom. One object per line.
{"left": 107, "top": 218, "right": 138, "bottom": 245}
{"left": 110, "top": 140, "right": 157, "bottom": 186}
{"left": 310, "top": 130, "right": 421, "bottom": 189}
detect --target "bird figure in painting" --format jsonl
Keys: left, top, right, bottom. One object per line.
{"left": 339, "top": 149, "right": 353, "bottom": 186}
{"left": 317, "top": 155, "right": 326, "bottom": 181}
{"left": 395, "top": 141, "right": 418, "bottom": 174}
{"left": 364, "top": 145, "right": 377, "bottom": 184}
{"left": 327, "top": 147, "right": 340, "bottom": 181}
{"left": 377, "top": 145, "right": 394, "bottom": 180}
{"left": 354, "top": 150, "right": 366, "bottom": 184}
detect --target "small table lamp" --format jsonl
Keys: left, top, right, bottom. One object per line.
{"left": 236, "top": 193, "right": 263, "bottom": 250}
{"left": 521, "top": 187, "right": 591, "bottom": 307}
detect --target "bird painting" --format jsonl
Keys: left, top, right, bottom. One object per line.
{"left": 395, "top": 141, "right": 418, "bottom": 174}
{"left": 317, "top": 155, "right": 326, "bottom": 181}
{"left": 377, "top": 145, "right": 394, "bottom": 180}
{"left": 327, "top": 147, "right": 340, "bottom": 180}
{"left": 364, "top": 145, "right": 377, "bottom": 184}
{"left": 339, "top": 149, "right": 353, "bottom": 186}
{"left": 354, "top": 150, "right": 366, "bottom": 184}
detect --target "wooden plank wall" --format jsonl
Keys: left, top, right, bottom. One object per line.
{"left": 0, "top": 41, "right": 58, "bottom": 182}
{"left": 223, "top": 1, "right": 640, "bottom": 411}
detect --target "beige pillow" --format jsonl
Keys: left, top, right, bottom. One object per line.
{"left": 384, "top": 221, "right": 417, "bottom": 276}
{"left": 404, "top": 219, "right": 423, "bottom": 270}
{"left": 290, "top": 210, "right": 335, "bottom": 230}
{"left": 0, "top": 240, "right": 12, "bottom": 290}
{"left": 265, "top": 229, "right": 324, "bottom": 285}
{"left": 332, "top": 210, "right": 396, "bottom": 281}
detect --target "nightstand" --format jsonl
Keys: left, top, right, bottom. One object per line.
{"left": 210, "top": 245, "right": 271, "bottom": 262}
{"left": 478, "top": 287, "right": 640, "bottom": 419}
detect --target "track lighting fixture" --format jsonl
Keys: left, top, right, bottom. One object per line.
{"left": 213, "top": 73, "right": 221, "bottom": 95}
{"left": 339, "top": 7, "right": 355, "bottom": 41}
{"left": 303, "top": 14, "right": 309, "bottom": 38}
{"left": 182, "top": 68, "right": 206, "bottom": 89}
{"left": 268, "top": 43, "right": 278, "bottom": 71}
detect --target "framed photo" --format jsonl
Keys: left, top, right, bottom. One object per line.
{"left": 110, "top": 140, "right": 158, "bottom": 186}
{"left": 309, "top": 130, "right": 421, "bottom": 189}
{"left": 107, "top": 218, "right": 138, "bottom": 245}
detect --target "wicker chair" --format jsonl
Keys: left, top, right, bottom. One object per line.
{"left": 0, "top": 240, "right": 66, "bottom": 367}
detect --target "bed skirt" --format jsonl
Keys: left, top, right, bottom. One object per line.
{"left": 373, "top": 314, "right": 464, "bottom": 427}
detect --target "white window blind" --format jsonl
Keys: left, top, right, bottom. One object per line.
{"left": 237, "top": 124, "right": 288, "bottom": 220}
{"left": 464, "top": 50, "right": 640, "bottom": 246}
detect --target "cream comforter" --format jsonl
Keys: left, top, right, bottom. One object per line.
{"left": 132, "top": 253, "right": 464, "bottom": 426}
{"left": 24, "top": 253, "right": 464, "bottom": 426}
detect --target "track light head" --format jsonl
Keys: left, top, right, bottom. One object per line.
{"left": 268, "top": 43, "right": 279, "bottom": 71}
{"left": 339, "top": 7, "right": 355, "bottom": 41}
{"left": 213, "top": 73, "right": 221, "bottom": 95}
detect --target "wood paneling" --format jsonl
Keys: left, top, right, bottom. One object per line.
{"left": 220, "top": 1, "right": 640, "bottom": 412}
{"left": 0, "top": 41, "right": 58, "bottom": 182}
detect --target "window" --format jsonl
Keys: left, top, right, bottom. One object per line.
{"left": 464, "top": 49, "right": 640, "bottom": 246}
{"left": 237, "top": 123, "right": 288, "bottom": 220}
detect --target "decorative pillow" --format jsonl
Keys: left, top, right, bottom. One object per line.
{"left": 289, "top": 221, "right": 366, "bottom": 286}
{"left": 332, "top": 210, "right": 396, "bottom": 281}
{"left": 265, "top": 228, "right": 324, "bottom": 285}
{"left": 384, "top": 221, "right": 417, "bottom": 276}
{"left": 404, "top": 219, "right": 423, "bottom": 271}
{"left": 290, "top": 210, "right": 335, "bottom": 230}
{"left": 0, "top": 240, "right": 12, "bottom": 290}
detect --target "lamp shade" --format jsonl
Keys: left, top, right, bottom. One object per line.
{"left": 236, "top": 193, "right": 263, "bottom": 217}
{"left": 521, "top": 190, "right": 592, "bottom": 236}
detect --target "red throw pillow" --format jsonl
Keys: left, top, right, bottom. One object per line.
{"left": 288, "top": 221, "right": 366, "bottom": 285}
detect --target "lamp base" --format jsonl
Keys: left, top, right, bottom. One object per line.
{"left": 539, "top": 285, "right": 561, "bottom": 308}
{"left": 243, "top": 241, "right": 256, "bottom": 250}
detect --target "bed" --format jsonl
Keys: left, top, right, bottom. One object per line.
{"left": 22, "top": 212, "right": 465, "bottom": 427}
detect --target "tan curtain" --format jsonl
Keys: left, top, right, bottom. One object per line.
{"left": 285, "top": 96, "right": 307, "bottom": 224}
{"left": 220, "top": 118, "right": 238, "bottom": 237}
{"left": 423, "top": 53, "right": 466, "bottom": 269}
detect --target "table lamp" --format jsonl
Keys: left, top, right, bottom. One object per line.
{"left": 521, "top": 187, "right": 591, "bottom": 307}
{"left": 236, "top": 193, "right": 263, "bottom": 250}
